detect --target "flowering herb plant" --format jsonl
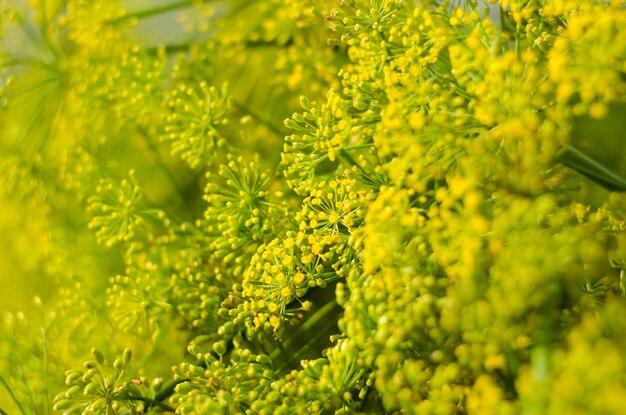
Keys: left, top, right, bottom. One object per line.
{"left": 1, "top": 0, "right": 626, "bottom": 414}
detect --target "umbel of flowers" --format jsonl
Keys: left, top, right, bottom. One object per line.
{"left": 1, "top": 0, "right": 626, "bottom": 414}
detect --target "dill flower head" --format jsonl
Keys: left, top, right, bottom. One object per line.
{"left": 171, "top": 342, "right": 274, "bottom": 414}
{"left": 201, "top": 154, "right": 290, "bottom": 278}
{"left": 106, "top": 254, "right": 172, "bottom": 339}
{"left": 5, "top": 0, "right": 626, "bottom": 414}
{"left": 297, "top": 178, "right": 365, "bottom": 236}
{"left": 240, "top": 234, "right": 319, "bottom": 336}
{"left": 205, "top": 156, "right": 274, "bottom": 243}
{"left": 87, "top": 170, "right": 165, "bottom": 247}
{"left": 283, "top": 91, "right": 375, "bottom": 195}
{"left": 162, "top": 81, "right": 231, "bottom": 169}
{"left": 52, "top": 348, "right": 144, "bottom": 414}
{"left": 548, "top": 5, "right": 626, "bottom": 117}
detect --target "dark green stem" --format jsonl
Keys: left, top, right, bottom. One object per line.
{"left": 146, "top": 37, "right": 296, "bottom": 55}
{"left": 299, "top": 299, "right": 339, "bottom": 332}
{"left": 146, "top": 42, "right": 196, "bottom": 55}
{"left": 276, "top": 339, "right": 294, "bottom": 369}
{"left": 273, "top": 300, "right": 340, "bottom": 374}
{"left": 558, "top": 144, "right": 626, "bottom": 191}
{"left": 339, "top": 147, "right": 381, "bottom": 187}
{"left": 243, "top": 38, "right": 294, "bottom": 48}
{"left": 283, "top": 314, "right": 339, "bottom": 373}
{"left": 148, "top": 378, "right": 189, "bottom": 409}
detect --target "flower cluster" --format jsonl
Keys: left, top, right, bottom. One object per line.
{"left": 52, "top": 348, "right": 144, "bottom": 414}
{"left": 202, "top": 154, "right": 286, "bottom": 276}
{"left": 162, "top": 82, "right": 231, "bottom": 169}
{"left": 2, "top": 0, "right": 626, "bottom": 414}
{"left": 106, "top": 251, "right": 173, "bottom": 339}
{"left": 171, "top": 340, "right": 274, "bottom": 414}
{"left": 87, "top": 170, "right": 165, "bottom": 247}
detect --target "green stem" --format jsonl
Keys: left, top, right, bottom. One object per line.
{"left": 276, "top": 339, "right": 293, "bottom": 369}
{"left": 37, "top": 0, "right": 62, "bottom": 60}
{"left": 272, "top": 300, "right": 340, "bottom": 373}
{"left": 283, "top": 314, "right": 339, "bottom": 373}
{"left": 558, "top": 145, "right": 626, "bottom": 191}
{"left": 233, "top": 101, "right": 284, "bottom": 137}
{"left": 300, "top": 299, "right": 339, "bottom": 332}
{"left": 339, "top": 147, "right": 380, "bottom": 187}
{"left": 118, "top": 0, "right": 194, "bottom": 21}
{"left": 0, "top": 375, "right": 27, "bottom": 415}
{"left": 152, "top": 378, "right": 189, "bottom": 408}
{"left": 121, "top": 395, "right": 175, "bottom": 412}
{"left": 244, "top": 38, "right": 295, "bottom": 48}
{"left": 515, "top": 25, "right": 521, "bottom": 60}
{"left": 146, "top": 37, "right": 297, "bottom": 55}
{"left": 339, "top": 148, "right": 366, "bottom": 174}
{"left": 136, "top": 126, "right": 187, "bottom": 203}
{"left": 145, "top": 42, "right": 195, "bottom": 54}
{"left": 41, "top": 327, "right": 49, "bottom": 415}
{"left": 0, "top": 407, "right": 8, "bottom": 415}
{"left": 0, "top": 57, "right": 41, "bottom": 69}
{"left": 343, "top": 144, "right": 373, "bottom": 152}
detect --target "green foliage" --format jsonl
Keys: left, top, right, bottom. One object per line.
{"left": 2, "top": 0, "right": 626, "bottom": 414}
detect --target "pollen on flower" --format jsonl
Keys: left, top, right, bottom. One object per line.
{"left": 3, "top": 0, "right": 626, "bottom": 414}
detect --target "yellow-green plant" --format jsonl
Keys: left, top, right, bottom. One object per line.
{"left": 1, "top": 0, "right": 626, "bottom": 414}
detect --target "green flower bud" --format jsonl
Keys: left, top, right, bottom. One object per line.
{"left": 53, "top": 399, "right": 73, "bottom": 410}
{"left": 122, "top": 348, "right": 132, "bottom": 366}
{"left": 212, "top": 340, "right": 227, "bottom": 356}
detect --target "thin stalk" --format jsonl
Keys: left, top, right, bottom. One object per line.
{"left": 272, "top": 300, "right": 340, "bottom": 374}
{"left": 244, "top": 38, "right": 294, "bottom": 48}
{"left": 343, "top": 144, "right": 373, "bottom": 152}
{"left": 41, "top": 326, "right": 50, "bottom": 415}
{"left": 515, "top": 25, "right": 521, "bottom": 60}
{"left": 150, "top": 378, "right": 189, "bottom": 409}
{"left": 136, "top": 126, "right": 187, "bottom": 204}
{"left": 300, "top": 299, "right": 338, "bottom": 332}
{"left": 146, "top": 37, "right": 298, "bottom": 55}
{"left": 499, "top": 4, "right": 506, "bottom": 31}
{"left": 270, "top": 299, "right": 339, "bottom": 361}
{"left": 145, "top": 42, "right": 195, "bottom": 55}
{"left": 233, "top": 100, "right": 284, "bottom": 137}
{"left": 0, "top": 375, "right": 27, "bottom": 415}
{"left": 339, "top": 147, "right": 378, "bottom": 185}
{"left": 122, "top": 396, "right": 175, "bottom": 412}
{"left": 137, "top": 326, "right": 168, "bottom": 369}
{"left": 0, "top": 57, "right": 41, "bottom": 68}
{"left": 282, "top": 316, "right": 339, "bottom": 374}
{"left": 118, "top": 0, "right": 194, "bottom": 21}
{"left": 276, "top": 339, "right": 293, "bottom": 369}
{"left": 37, "top": 0, "right": 62, "bottom": 60}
